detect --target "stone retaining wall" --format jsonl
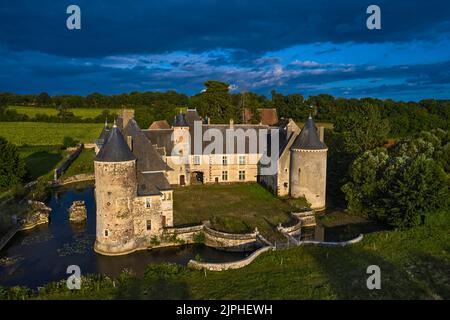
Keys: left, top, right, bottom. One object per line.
{"left": 163, "top": 222, "right": 261, "bottom": 252}
{"left": 203, "top": 225, "right": 260, "bottom": 251}
{"left": 188, "top": 246, "right": 274, "bottom": 271}
{"left": 57, "top": 173, "right": 95, "bottom": 186}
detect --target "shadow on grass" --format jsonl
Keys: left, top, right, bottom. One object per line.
{"left": 406, "top": 251, "right": 450, "bottom": 299}
{"left": 25, "top": 151, "right": 62, "bottom": 180}
{"left": 307, "top": 244, "right": 433, "bottom": 299}
{"left": 114, "top": 264, "right": 190, "bottom": 299}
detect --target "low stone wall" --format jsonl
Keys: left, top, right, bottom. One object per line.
{"left": 163, "top": 222, "right": 261, "bottom": 252}
{"left": 54, "top": 144, "right": 84, "bottom": 181}
{"left": 188, "top": 246, "right": 274, "bottom": 271}
{"left": 297, "top": 234, "right": 364, "bottom": 247}
{"left": 203, "top": 225, "right": 260, "bottom": 252}
{"left": 57, "top": 173, "right": 95, "bottom": 186}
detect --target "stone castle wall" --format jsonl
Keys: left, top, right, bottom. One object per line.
{"left": 94, "top": 160, "right": 137, "bottom": 255}
{"left": 290, "top": 149, "right": 327, "bottom": 210}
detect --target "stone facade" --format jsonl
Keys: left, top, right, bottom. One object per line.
{"left": 94, "top": 109, "right": 327, "bottom": 255}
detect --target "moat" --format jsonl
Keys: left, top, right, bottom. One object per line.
{"left": 0, "top": 186, "right": 250, "bottom": 288}
{"left": 0, "top": 185, "right": 380, "bottom": 288}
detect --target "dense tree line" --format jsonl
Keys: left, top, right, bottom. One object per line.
{"left": 1, "top": 82, "right": 448, "bottom": 135}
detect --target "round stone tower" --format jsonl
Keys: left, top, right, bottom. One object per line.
{"left": 290, "top": 115, "right": 328, "bottom": 211}
{"left": 94, "top": 122, "right": 138, "bottom": 255}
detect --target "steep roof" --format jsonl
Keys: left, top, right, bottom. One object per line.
{"left": 97, "top": 125, "right": 110, "bottom": 143}
{"left": 94, "top": 124, "right": 136, "bottom": 162}
{"left": 185, "top": 109, "right": 202, "bottom": 127}
{"left": 123, "top": 119, "right": 172, "bottom": 172}
{"left": 142, "top": 129, "right": 174, "bottom": 155}
{"left": 149, "top": 120, "right": 170, "bottom": 129}
{"left": 291, "top": 116, "right": 327, "bottom": 150}
{"left": 137, "top": 172, "right": 172, "bottom": 196}
{"left": 173, "top": 112, "right": 188, "bottom": 127}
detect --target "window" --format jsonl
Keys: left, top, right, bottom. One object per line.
{"left": 194, "top": 155, "right": 201, "bottom": 165}
{"left": 162, "top": 192, "right": 172, "bottom": 201}
{"left": 146, "top": 220, "right": 152, "bottom": 231}
{"left": 239, "top": 170, "right": 245, "bottom": 181}
{"left": 104, "top": 230, "right": 109, "bottom": 237}
{"left": 222, "top": 171, "right": 228, "bottom": 181}
{"left": 145, "top": 198, "right": 152, "bottom": 208}
{"left": 222, "top": 156, "right": 228, "bottom": 165}
{"left": 239, "top": 155, "right": 246, "bottom": 165}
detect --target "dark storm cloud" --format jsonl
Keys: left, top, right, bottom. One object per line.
{"left": 0, "top": 0, "right": 449, "bottom": 58}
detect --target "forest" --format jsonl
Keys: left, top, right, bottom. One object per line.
{"left": 1, "top": 80, "right": 449, "bottom": 137}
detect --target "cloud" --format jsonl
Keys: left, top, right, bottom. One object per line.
{"left": 0, "top": 0, "right": 449, "bottom": 58}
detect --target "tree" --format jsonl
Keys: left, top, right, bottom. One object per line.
{"left": 37, "top": 92, "right": 52, "bottom": 106}
{"left": 0, "top": 136, "right": 26, "bottom": 190}
{"left": 190, "top": 81, "right": 239, "bottom": 123}
{"left": 342, "top": 143, "right": 449, "bottom": 228}
{"left": 334, "top": 104, "right": 390, "bottom": 155}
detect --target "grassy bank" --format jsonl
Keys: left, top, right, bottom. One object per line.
{"left": 0, "top": 122, "right": 102, "bottom": 146}
{"left": 173, "top": 183, "right": 307, "bottom": 240}
{"left": 2, "top": 209, "right": 448, "bottom": 300}
{"left": 60, "top": 148, "right": 95, "bottom": 179}
{"left": 7, "top": 106, "right": 119, "bottom": 119}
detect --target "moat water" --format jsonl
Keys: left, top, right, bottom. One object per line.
{"left": 0, "top": 186, "right": 383, "bottom": 288}
{"left": 0, "top": 186, "right": 249, "bottom": 288}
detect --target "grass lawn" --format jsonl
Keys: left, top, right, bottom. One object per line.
{"left": 0, "top": 122, "right": 103, "bottom": 146}
{"left": 7, "top": 106, "right": 119, "bottom": 119}
{"left": 18, "top": 146, "right": 68, "bottom": 181}
{"left": 173, "top": 183, "right": 307, "bottom": 241}
{"left": 4, "top": 208, "right": 448, "bottom": 300}
{"left": 60, "top": 148, "right": 95, "bottom": 179}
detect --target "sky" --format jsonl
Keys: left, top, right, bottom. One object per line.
{"left": 0, "top": 0, "right": 449, "bottom": 101}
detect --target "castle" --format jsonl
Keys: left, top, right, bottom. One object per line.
{"left": 93, "top": 108, "right": 327, "bottom": 255}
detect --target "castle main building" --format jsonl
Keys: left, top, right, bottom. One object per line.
{"left": 94, "top": 109, "right": 327, "bottom": 255}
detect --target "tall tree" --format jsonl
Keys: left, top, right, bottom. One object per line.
{"left": 0, "top": 137, "right": 26, "bottom": 190}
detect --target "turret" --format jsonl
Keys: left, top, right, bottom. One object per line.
{"left": 290, "top": 115, "right": 328, "bottom": 211}
{"left": 93, "top": 121, "right": 138, "bottom": 255}
{"left": 172, "top": 112, "right": 190, "bottom": 157}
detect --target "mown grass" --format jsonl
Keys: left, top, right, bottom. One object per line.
{"left": 173, "top": 183, "right": 308, "bottom": 241}
{"left": 2, "top": 209, "right": 448, "bottom": 300}
{"left": 0, "top": 122, "right": 103, "bottom": 146}
{"left": 7, "top": 106, "right": 119, "bottom": 119}
{"left": 18, "top": 146, "right": 67, "bottom": 180}
{"left": 60, "top": 148, "right": 95, "bottom": 179}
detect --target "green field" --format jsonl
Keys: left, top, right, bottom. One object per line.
{"left": 174, "top": 183, "right": 308, "bottom": 241}
{"left": 18, "top": 146, "right": 67, "bottom": 180}
{"left": 0, "top": 122, "right": 103, "bottom": 146}
{"left": 7, "top": 106, "right": 119, "bottom": 119}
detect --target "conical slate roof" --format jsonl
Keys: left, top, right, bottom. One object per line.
{"left": 173, "top": 112, "right": 188, "bottom": 127}
{"left": 95, "top": 123, "right": 136, "bottom": 162}
{"left": 98, "top": 125, "right": 110, "bottom": 142}
{"left": 291, "top": 115, "right": 327, "bottom": 150}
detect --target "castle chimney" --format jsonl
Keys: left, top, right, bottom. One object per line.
{"left": 230, "top": 118, "right": 234, "bottom": 128}
{"left": 127, "top": 136, "right": 133, "bottom": 151}
{"left": 318, "top": 126, "right": 325, "bottom": 143}
{"left": 122, "top": 109, "right": 135, "bottom": 128}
